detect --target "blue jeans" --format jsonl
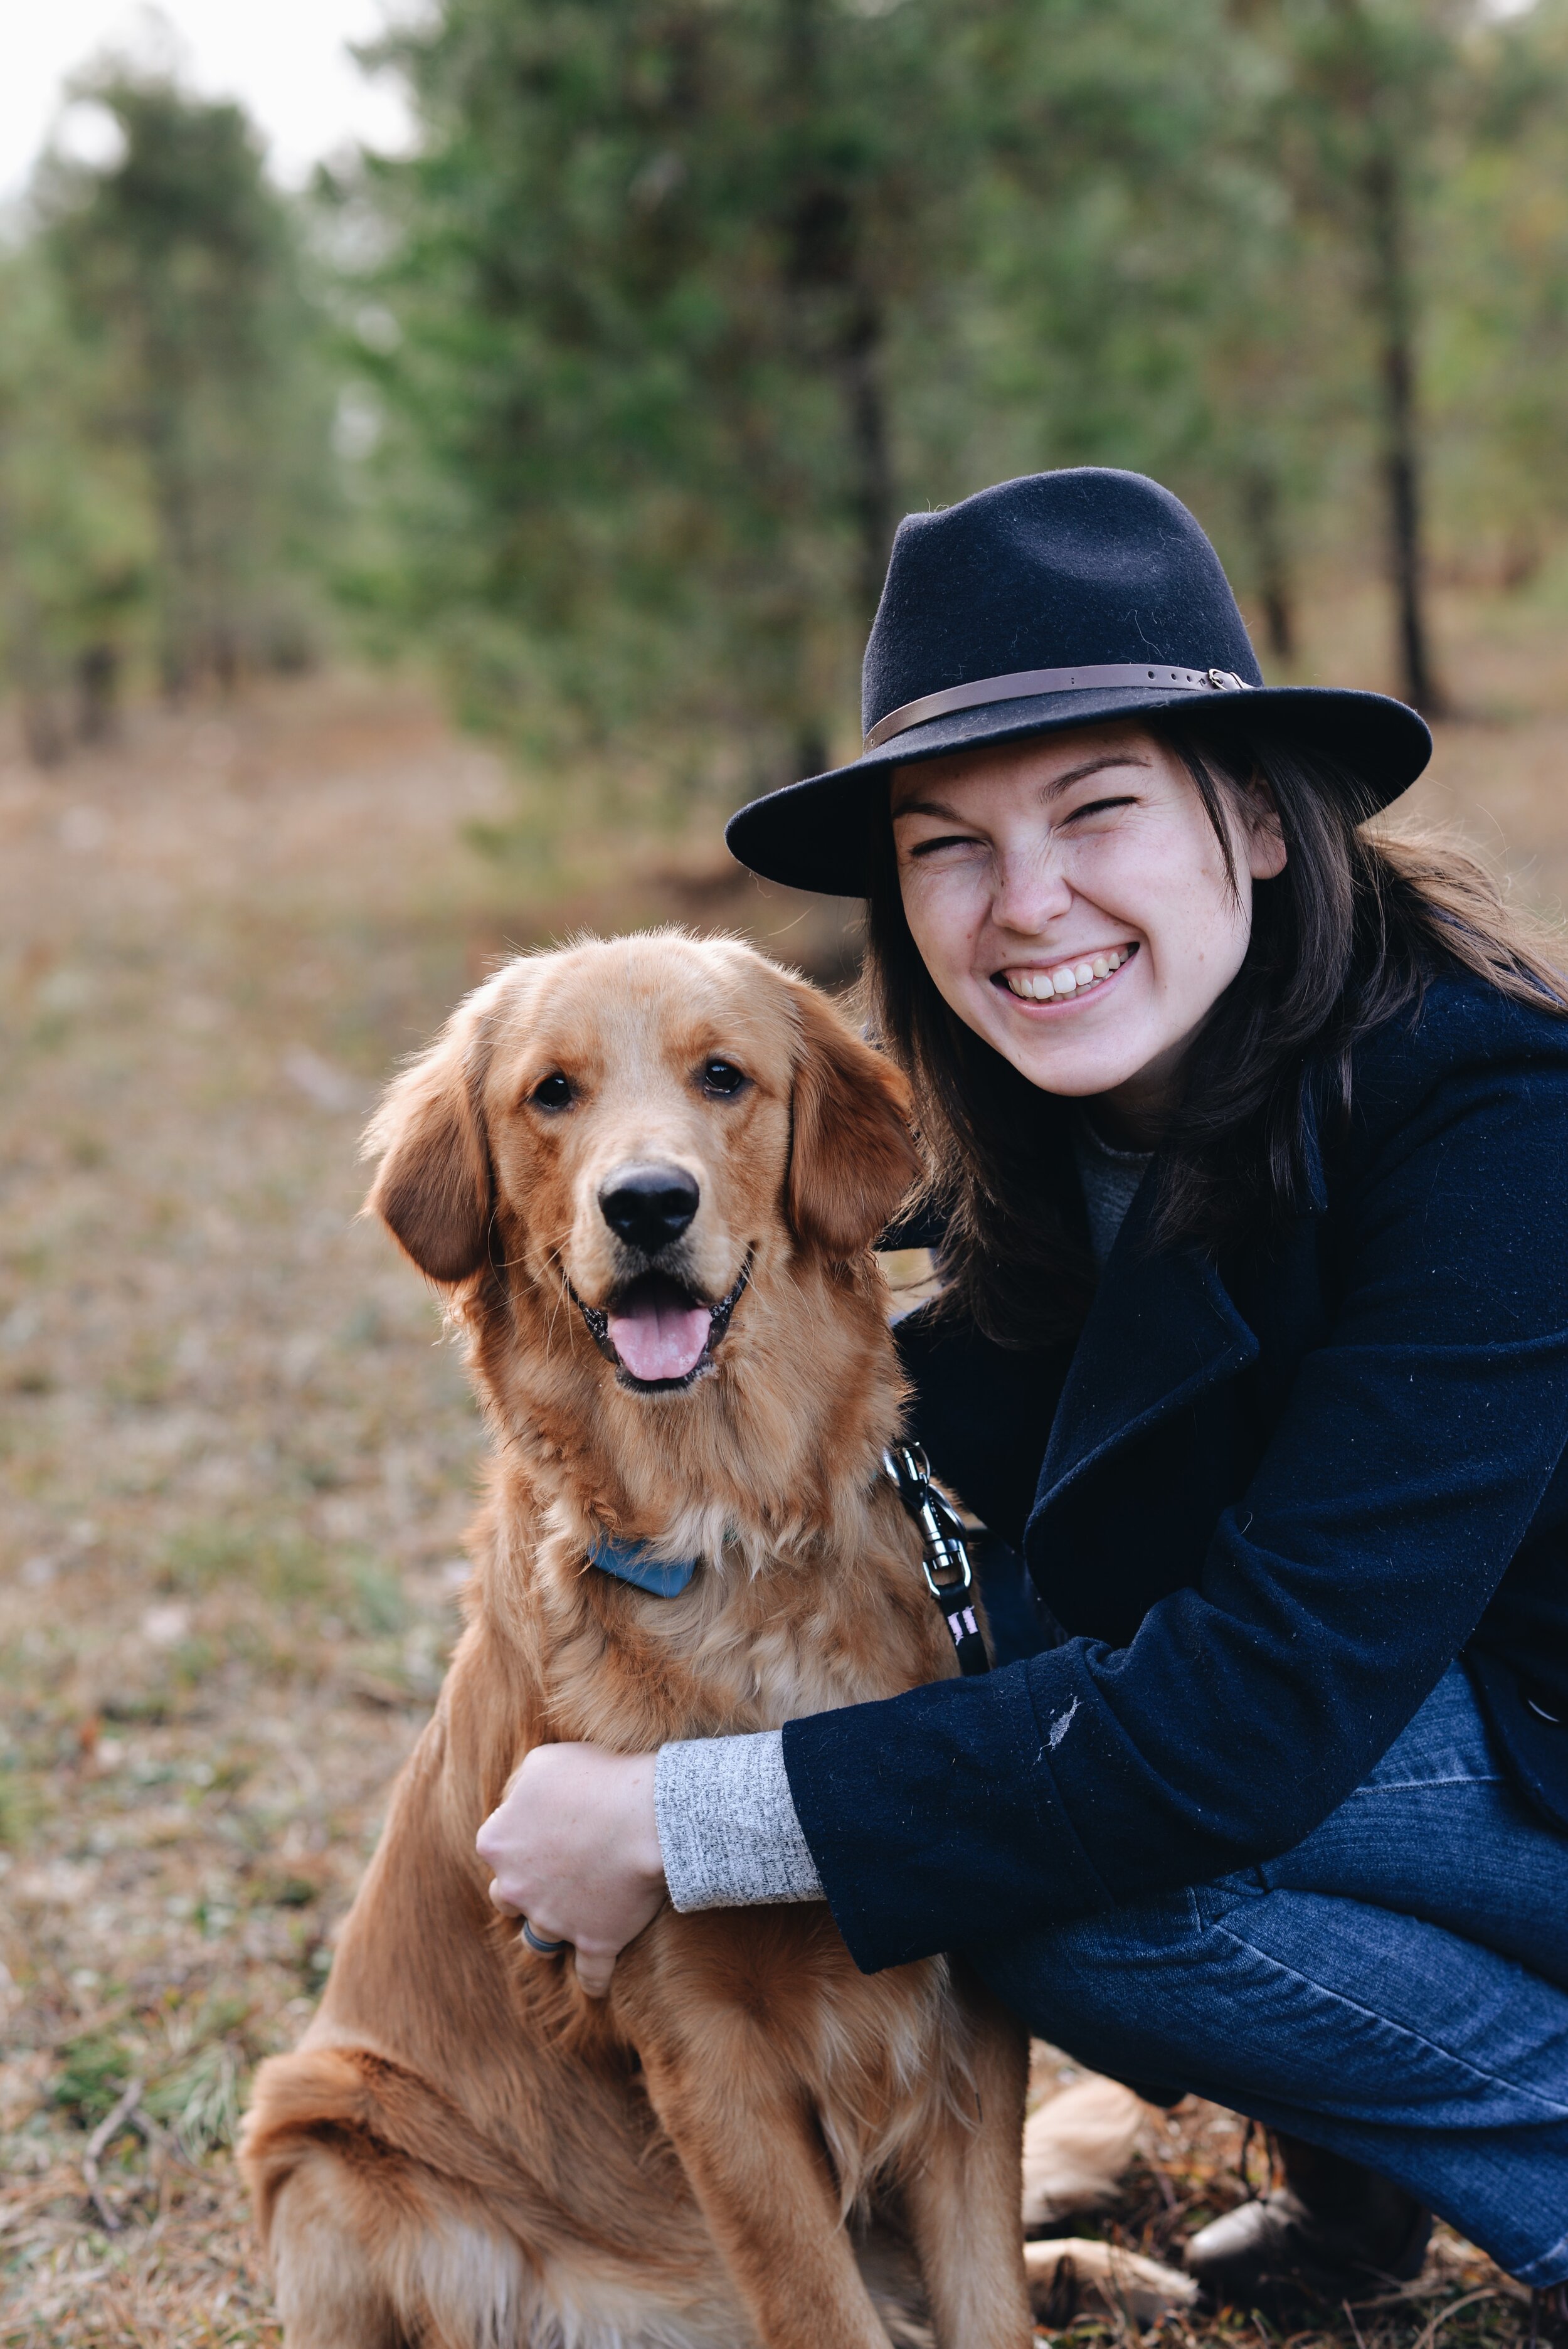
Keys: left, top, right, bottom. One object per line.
{"left": 977, "top": 1662, "right": 1568, "bottom": 2286}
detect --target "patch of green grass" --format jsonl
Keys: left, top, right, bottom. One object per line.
{"left": 261, "top": 1535, "right": 332, "bottom": 1606}
{"left": 161, "top": 1525, "right": 253, "bottom": 1590}
{"left": 350, "top": 1559, "right": 406, "bottom": 1636}
{"left": 172, "top": 1636, "right": 219, "bottom": 1687}
{"left": 161, "top": 1523, "right": 329, "bottom": 1606}
{"left": 0, "top": 1243, "right": 52, "bottom": 1281}
{"left": 0, "top": 1760, "right": 40, "bottom": 1848}
{"left": 248, "top": 1870, "right": 319, "bottom": 1909}
{"left": 100, "top": 1689, "right": 172, "bottom": 1724}
{"left": 105, "top": 1341, "right": 175, "bottom": 1409}
{"left": 341, "top": 1300, "right": 385, "bottom": 1347}
{"left": 140, "top": 2022, "right": 252, "bottom": 2158}
{"left": 52, "top": 2034, "right": 132, "bottom": 2128}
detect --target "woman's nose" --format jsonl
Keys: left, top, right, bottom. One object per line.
{"left": 990, "top": 844, "right": 1073, "bottom": 934}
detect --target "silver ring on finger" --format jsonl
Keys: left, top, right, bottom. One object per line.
{"left": 521, "top": 1917, "right": 569, "bottom": 1957}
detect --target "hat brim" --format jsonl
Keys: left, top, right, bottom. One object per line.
{"left": 725, "top": 683, "right": 1433, "bottom": 898}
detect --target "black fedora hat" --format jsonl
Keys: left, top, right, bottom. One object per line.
{"left": 726, "top": 467, "right": 1431, "bottom": 897}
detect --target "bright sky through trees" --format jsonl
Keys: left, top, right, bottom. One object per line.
{"left": 0, "top": 0, "right": 416, "bottom": 202}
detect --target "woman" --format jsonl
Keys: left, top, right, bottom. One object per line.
{"left": 476, "top": 470, "right": 1568, "bottom": 2313}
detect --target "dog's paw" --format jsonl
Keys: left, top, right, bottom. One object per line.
{"left": 1022, "top": 2073, "right": 1147, "bottom": 2227}
{"left": 1024, "top": 2237, "right": 1199, "bottom": 2328}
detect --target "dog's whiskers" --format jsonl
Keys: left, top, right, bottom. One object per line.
{"left": 541, "top": 1254, "right": 580, "bottom": 1351}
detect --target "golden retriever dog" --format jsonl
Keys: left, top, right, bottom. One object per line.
{"left": 239, "top": 932, "right": 1036, "bottom": 2349}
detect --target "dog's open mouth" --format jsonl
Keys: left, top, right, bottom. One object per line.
{"left": 608, "top": 1275, "right": 714, "bottom": 1384}
{"left": 573, "top": 1261, "right": 750, "bottom": 1392}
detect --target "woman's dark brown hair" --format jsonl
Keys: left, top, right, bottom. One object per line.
{"left": 861, "top": 720, "right": 1568, "bottom": 1350}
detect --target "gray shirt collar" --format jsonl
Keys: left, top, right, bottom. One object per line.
{"left": 1071, "top": 1112, "right": 1153, "bottom": 1269}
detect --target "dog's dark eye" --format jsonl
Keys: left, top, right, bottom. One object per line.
{"left": 532, "top": 1073, "right": 573, "bottom": 1110}
{"left": 701, "top": 1059, "right": 748, "bottom": 1098}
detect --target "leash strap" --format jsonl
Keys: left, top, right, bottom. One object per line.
{"left": 883, "top": 1443, "right": 990, "bottom": 1677}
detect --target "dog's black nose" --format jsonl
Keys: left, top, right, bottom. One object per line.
{"left": 599, "top": 1165, "right": 699, "bottom": 1254}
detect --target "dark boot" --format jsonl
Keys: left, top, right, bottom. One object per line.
{"left": 1535, "top": 2284, "right": 1568, "bottom": 2344}
{"left": 1185, "top": 2133, "right": 1431, "bottom": 2315}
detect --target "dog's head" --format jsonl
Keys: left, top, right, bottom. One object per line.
{"left": 363, "top": 933, "right": 918, "bottom": 1397}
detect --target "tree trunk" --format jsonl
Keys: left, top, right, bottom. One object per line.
{"left": 1362, "top": 144, "right": 1443, "bottom": 716}
{"left": 0, "top": 427, "right": 68, "bottom": 769}
{"left": 779, "top": 0, "right": 893, "bottom": 618}
{"left": 149, "top": 442, "right": 200, "bottom": 701}
{"left": 142, "top": 308, "right": 203, "bottom": 699}
{"left": 77, "top": 643, "right": 120, "bottom": 744}
{"left": 1239, "top": 465, "right": 1296, "bottom": 664}
{"left": 795, "top": 723, "right": 829, "bottom": 780}
{"left": 835, "top": 287, "right": 894, "bottom": 627}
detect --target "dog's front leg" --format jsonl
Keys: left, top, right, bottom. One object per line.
{"left": 899, "top": 1982, "right": 1034, "bottom": 2349}
{"left": 632, "top": 2028, "right": 891, "bottom": 2349}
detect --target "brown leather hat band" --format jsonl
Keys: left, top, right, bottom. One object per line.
{"left": 862, "top": 662, "right": 1253, "bottom": 752}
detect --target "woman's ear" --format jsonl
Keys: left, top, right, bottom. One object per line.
{"left": 785, "top": 979, "right": 921, "bottom": 1258}
{"left": 1245, "top": 778, "right": 1288, "bottom": 881}
{"left": 363, "top": 990, "right": 495, "bottom": 1283}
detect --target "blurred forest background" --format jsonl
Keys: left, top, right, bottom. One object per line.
{"left": 7, "top": 3, "right": 1568, "bottom": 2345}
{"left": 7, "top": 0, "right": 1568, "bottom": 792}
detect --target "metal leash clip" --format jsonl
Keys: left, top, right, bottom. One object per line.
{"left": 883, "top": 1442, "right": 990, "bottom": 1678}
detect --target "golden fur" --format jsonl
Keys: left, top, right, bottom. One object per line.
{"left": 239, "top": 933, "right": 1034, "bottom": 2349}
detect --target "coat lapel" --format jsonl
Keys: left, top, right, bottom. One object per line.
{"left": 1030, "top": 1170, "right": 1259, "bottom": 1520}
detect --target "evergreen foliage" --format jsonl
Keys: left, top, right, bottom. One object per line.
{"left": 5, "top": 3, "right": 1568, "bottom": 787}
{"left": 344, "top": 0, "right": 1568, "bottom": 787}
{"left": 0, "top": 68, "right": 336, "bottom": 745}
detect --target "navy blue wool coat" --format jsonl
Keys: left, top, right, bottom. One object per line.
{"left": 780, "top": 970, "right": 1568, "bottom": 1975}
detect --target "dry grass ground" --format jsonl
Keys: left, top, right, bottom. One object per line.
{"left": 3, "top": 573, "right": 1566, "bottom": 2348}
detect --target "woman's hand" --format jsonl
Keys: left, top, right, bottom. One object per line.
{"left": 475, "top": 1744, "right": 667, "bottom": 1998}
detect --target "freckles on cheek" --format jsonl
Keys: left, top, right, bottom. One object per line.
{"left": 902, "top": 875, "right": 983, "bottom": 977}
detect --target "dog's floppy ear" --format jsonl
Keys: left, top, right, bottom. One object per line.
{"left": 363, "top": 989, "right": 496, "bottom": 1284}
{"left": 785, "top": 979, "right": 921, "bottom": 1257}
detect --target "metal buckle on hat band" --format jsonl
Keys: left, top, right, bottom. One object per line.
{"left": 863, "top": 661, "right": 1252, "bottom": 751}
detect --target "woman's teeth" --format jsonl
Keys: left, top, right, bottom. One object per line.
{"left": 1003, "top": 948, "right": 1133, "bottom": 1002}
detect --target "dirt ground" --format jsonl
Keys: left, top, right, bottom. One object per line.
{"left": 3, "top": 578, "right": 1566, "bottom": 2346}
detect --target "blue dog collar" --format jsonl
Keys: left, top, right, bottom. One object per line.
{"left": 586, "top": 1531, "right": 697, "bottom": 1598}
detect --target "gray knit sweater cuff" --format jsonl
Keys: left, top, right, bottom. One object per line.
{"left": 655, "top": 1729, "right": 824, "bottom": 1912}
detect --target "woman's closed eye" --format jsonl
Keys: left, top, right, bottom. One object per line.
{"left": 1057, "top": 793, "right": 1139, "bottom": 829}
{"left": 901, "top": 829, "right": 987, "bottom": 859}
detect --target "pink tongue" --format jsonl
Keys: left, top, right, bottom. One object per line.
{"left": 607, "top": 1293, "right": 711, "bottom": 1382}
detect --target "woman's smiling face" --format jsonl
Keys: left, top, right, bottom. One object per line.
{"left": 891, "top": 724, "right": 1286, "bottom": 1138}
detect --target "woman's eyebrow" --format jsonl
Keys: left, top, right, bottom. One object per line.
{"left": 891, "top": 793, "right": 967, "bottom": 824}
{"left": 1040, "top": 752, "right": 1152, "bottom": 798}
{"left": 891, "top": 751, "right": 1151, "bottom": 824}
